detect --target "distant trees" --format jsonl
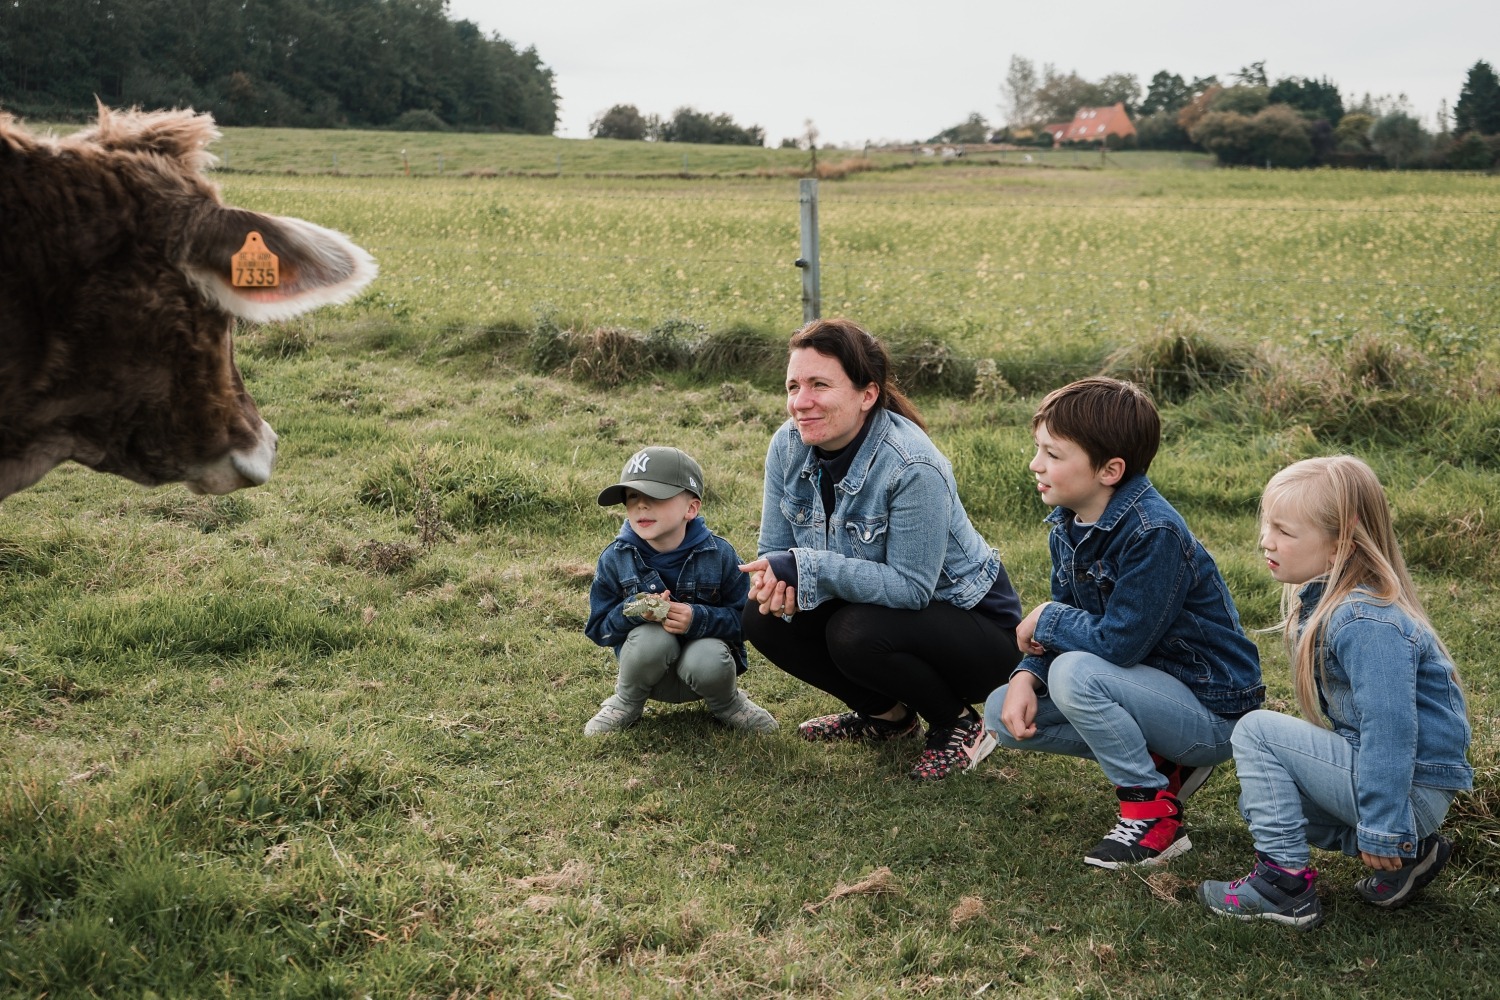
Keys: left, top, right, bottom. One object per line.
{"left": 1176, "top": 72, "right": 1346, "bottom": 166}
{"left": 1454, "top": 60, "right": 1500, "bottom": 135}
{"left": 1334, "top": 113, "right": 1375, "bottom": 151}
{"left": 1369, "top": 112, "right": 1430, "bottom": 169}
{"left": 1190, "top": 104, "right": 1313, "bottom": 167}
{"left": 586, "top": 104, "right": 765, "bottom": 145}
{"left": 1000, "top": 56, "right": 1041, "bottom": 127}
{"left": 998, "top": 57, "right": 1139, "bottom": 125}
{"left": 994, "top": 53, "right": 1496, "bottom": 170}
{"left": 654, "top": 107, "right": 764, "bottom": 146}
{"left": 590, "top": 104, "right": 649, "bottom": 141}
{"left": 1139, "top": 72, "right": 1194, "bottom": 116}
{"left": 1268, "top": 77, "right": 1344, "bottom": 125}
{"left": 1033, "top": 69, "right": 1140, "bottom": 123}
{"left": 0, "top": 0, "right": 558, "bottom": 132}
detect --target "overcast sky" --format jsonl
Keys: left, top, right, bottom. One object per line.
{"left": 446, "top": 1, "right": 1496, "bottom": 145}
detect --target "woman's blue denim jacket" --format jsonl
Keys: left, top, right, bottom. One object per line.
{"left": 1298, "top": 580, "right": 1473, "bottom": 853}
{"left": 757, "top": 407, "right": 1016, "bottom": 618}
{"left": 1016, "top": 474, "right": 1264, "bottom": 716}
{"left": 585, "top": 519, "right": 750, "bottom": 674}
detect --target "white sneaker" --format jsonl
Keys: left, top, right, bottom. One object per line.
{"left": 712, "top": 691, "right": 779, "bottom": 732}
{"left": 584, "top": 695, "right": 645, "bottom": 735}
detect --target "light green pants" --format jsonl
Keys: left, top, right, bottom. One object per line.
{"left": 616, "top": 623, "right": 738, "bottom": 713}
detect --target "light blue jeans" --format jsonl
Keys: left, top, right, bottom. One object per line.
{"left": 983, "top": 651, "right": 1239, "bottom": 788}
{"left": 616, "top": 623, "right": 738, "bottom": 712}
{"left": 1230, "top": 709, "right": 1455, "bottom": 867}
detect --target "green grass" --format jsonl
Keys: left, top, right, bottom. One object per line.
{"left": 2, "top": 135, "right": 1499, "bottom": 997}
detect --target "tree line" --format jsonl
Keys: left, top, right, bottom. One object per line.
{"left": 0, "top": 0, "right": 558, "bottom": 133}
{"left": 589, "top": 104, "right": 766, "bottom": 146}
{"left": 933, "top": 57, "right": 1500, "bottom": 170}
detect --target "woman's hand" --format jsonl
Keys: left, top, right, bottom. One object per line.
{"left": 1359, "top": 850, "right": 1404, "bottom": 871}
{"left": 739, "top": 558, "right": 797, "bottom": 618}
{"left": 999, "top": 672, "right": 1040, "bottom": 741}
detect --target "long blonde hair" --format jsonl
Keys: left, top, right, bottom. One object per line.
{"left": 1263, "top": 455, "right": 1450, "bottom": 725}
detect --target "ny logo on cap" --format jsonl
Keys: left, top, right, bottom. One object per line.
{"left": 625, "top": 450, "right": 652, "bottom": 475}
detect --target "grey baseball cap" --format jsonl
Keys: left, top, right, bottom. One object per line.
{"left": 597, "top": 446, "right": 705, "bottom": 506}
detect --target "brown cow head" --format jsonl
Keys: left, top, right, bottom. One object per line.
{"left": 0, "top": 104, "right": 377, "bottom": 501}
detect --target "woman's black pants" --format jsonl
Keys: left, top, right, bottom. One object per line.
{"left": 741, "top": 598, "right": 1021, "bottom": 729}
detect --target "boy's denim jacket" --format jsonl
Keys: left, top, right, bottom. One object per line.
{"left": 1299, "top": 580, "right": 1473, "bottom": 855}
{"left": 585, "top": 518, "right": 750, "bottom": 674}
{"left": 1016, "top": 473, "right": 1263, "bottom": 716}
{"left": 758, "top": 407, "right": 1013, "bottom": 615}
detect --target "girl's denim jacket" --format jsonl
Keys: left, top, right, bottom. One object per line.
{"left": 1298, "top": 580, "right": 1473, "bottom": 854}
{"left": 1017, "top": 474, "right": 1264, "bottom": 716}
{"left": 757, "top": 407, "right": 1016, "bottom": 617}
{"left": 585, "top": 520, "right": 750, "bottom": 674}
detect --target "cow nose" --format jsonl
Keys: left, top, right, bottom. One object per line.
{"left": 231, "top": 419, "right": 278, "bottom": 485}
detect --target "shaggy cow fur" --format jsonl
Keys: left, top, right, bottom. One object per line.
{"left": 0, "top": 104, "right": 376, "bottom": 500}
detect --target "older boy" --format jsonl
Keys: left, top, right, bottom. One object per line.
{"left": 984, "top": 377, "right": 1263, "bottom": 867}
{"left": 584, "top": 446, "right": 777, "bottom": 735}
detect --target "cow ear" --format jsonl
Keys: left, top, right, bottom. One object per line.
{"left": 185, "top": 209, "right": 377, "bottom": 323}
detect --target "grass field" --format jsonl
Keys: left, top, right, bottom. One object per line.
{"left": 2, "top": 131, "right": 1498, "bottom": 997}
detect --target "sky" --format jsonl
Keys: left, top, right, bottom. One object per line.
{"left": 444, "top": 0, "right": 1497, "bottom": 146}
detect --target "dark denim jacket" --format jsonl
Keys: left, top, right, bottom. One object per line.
{"left": 1299, "top": 580, "right": 1473, "bottom": 853}
{"left": 585, "top": 520, "right": 750, "bottom": 674}
{"left": 1017, "top": 474, "right": 1263, "bottom": 716}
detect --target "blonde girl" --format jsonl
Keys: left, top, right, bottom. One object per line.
{"left": 1199, "top": 456, "right": 1472, "bottom": 928}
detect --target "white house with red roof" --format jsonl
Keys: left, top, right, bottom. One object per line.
{"left": 1043, "top": 103, "right": 1137, "bottom": 146}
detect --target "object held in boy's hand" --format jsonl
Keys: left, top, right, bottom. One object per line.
{"left": 624, "top": 593, "right": 671, "bottom": 621}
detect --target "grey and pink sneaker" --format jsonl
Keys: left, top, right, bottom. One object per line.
{"left": 1355, "top": 833, "right": 1453, "bottom": 908}
{"left": 1200, "top": 854, "right": 1323, "bottom": 929}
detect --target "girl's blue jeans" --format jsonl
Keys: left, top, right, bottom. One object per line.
{"left": 1229, "top": 708, "right": 1454, "bottom": 867}
{"left": 983, "top": 650, "right": 1239, "bottom": 788}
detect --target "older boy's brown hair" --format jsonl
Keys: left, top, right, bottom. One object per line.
{"left": 1032, "top": 377, "right": 1160, "bottom": 480}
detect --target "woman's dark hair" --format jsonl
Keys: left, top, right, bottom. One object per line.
{"left": 788, "top": 318, "right": 926, "bottom": 431}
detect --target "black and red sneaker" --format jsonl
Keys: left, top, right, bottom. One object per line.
{"left": 1084, "top": 788, "right": 1191, "bottom": 869}
{"left": 798, "top": 708, "right": 921, "bottom": 743}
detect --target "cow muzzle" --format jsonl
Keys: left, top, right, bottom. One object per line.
{"left": 185, "top": 419, "right": 278, "bottom": 495}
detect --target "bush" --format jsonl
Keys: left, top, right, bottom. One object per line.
{"left": 525, "top": 324, "right": 575, "bottom": 375}
{"left": 568, "top": 327, "right": 658, "bottom": 387}
{"left": 1100, "top": 315, "right": 1262, "bottom": 403}
{"left": 1134, "top": 110, "right": 1191, "bottom": 150}
{"left": 1370, "top": 112, "right": 1431, "bottom": 170}
{"left": 655, "top": 106, "right": 765, "bottom": 146}
{"left": 692, "top": 325, "right": 782, "bottom": 381}
{"left": 883, "top": 333, "right": 977, "bottom": 397}
{"left": 590, "top": 104, "right": 648, "bottom": 141}
{"left": 1189, "top": 105, "right": 1314, "bottom": 167}
{"left": 1446, "top": 132, "right": 1498, "bottom": 170}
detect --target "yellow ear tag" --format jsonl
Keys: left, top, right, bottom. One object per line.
{"left": 231, "top": 231, "right": 280, "bottom": 288}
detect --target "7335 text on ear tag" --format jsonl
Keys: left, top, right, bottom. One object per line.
{"left": 231, "top": 231, "right": 280, "bottom": 288}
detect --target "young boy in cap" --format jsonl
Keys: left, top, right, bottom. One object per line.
{"left": 584, "top": 446, "right": 777, "bottom": 734}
